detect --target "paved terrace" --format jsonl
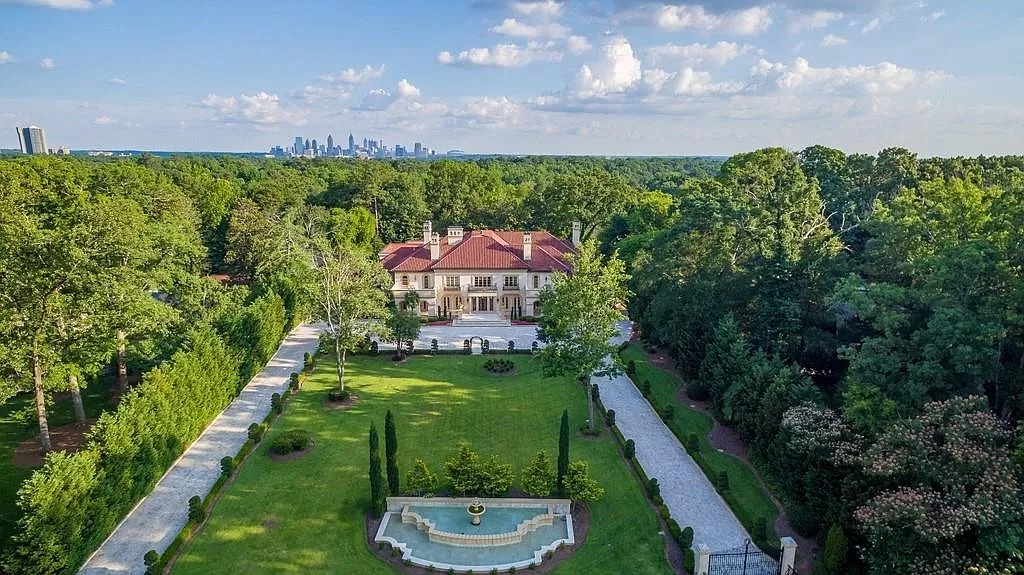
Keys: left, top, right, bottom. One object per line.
{"left": 78, "top": 323, "right": 322, "bottom": 575}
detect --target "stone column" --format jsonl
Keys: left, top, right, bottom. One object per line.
{"left": 780, "top": 536, "right": 798, "bottom": 574}
{"left": 695, "top": 544, "right": 711, "bottom": 575}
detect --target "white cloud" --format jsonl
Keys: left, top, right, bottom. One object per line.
{"left": 566, "top": 35, "right": 592, "bottom": 55}
{"left": 572, "top": 37, "right": 642, "bottom": 98}
{"left": 921, "top": 10, "right": 944, "bottom": 22}
{"left": 510, "top": 0, "right": 562, "bottom": 19}
{"left": 93, "top": 115, "right": 114, "bottom": 125}
{"left": 199, "top": 92, "right": 306, "bottom": 126}
{"left": 654, "top": 5, "right": 772, "bottom": 35}
{"left": 751, "top": 57, "right": 947, "bottom": 96}
{"left": 39, "top": 58, "right": 55, "bottom": 68}
{"left": 106, "top": 77, "right": 126, "bottom": 85}
{"left": 294, "top": 84, "right": 350, "bottom": 104}
{"left": 448, "top": 96, "right": 522, "bottom": 129}
{"left": 861, "top": 17, "right": 881, "bottom": 33}
{"left": 438, "top": 41, "right": 562, "bottom": 68}
{"left": 787, "top": 10, "right": 843, "bottom": 32}
{"left": 489, "top": 17, "right": 569, "bottom": 38}
{"left": 0, "top": 0, "right": 111, "bottom": 9}
{"left": 646, "top": 41, "right": 752, "bottom": 67}
{"left": 357, "top": 79, "right": 422, "bottom": 110}
{"left": 821, "top": 34, "right": 848, "bottom": 47}
{"left": 319, "top": 64, "right": 385, "bottom": 84}
{"left": 0, "top": 51, "right": 13, "bottom": 64}
{"left": 92, "top": 115, "right": 138, "bottom": 127}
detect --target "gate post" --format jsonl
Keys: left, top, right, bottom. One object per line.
{"left": 695, "top": 544, "right": 711, "bottom": 575}
{"left": 780, "top": 536, "right": 798, "bottom": 574}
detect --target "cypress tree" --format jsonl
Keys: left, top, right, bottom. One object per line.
{"left": 385, "top": 410, "right": 400, "bottom": 495}
{"left": 369, "top": 422, "right": 385, "bottom": 517}
{"left": 557, "top": 409, "right": 570, "bottom": 494}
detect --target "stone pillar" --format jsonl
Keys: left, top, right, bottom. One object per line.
{"left": 695, "top": 544, "right": 711, "bottom": 575}
{"left": 780, "top": 536, "right": 798, "bottom": 574}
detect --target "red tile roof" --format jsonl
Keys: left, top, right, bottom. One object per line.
{"left": 380, "top": 229, "right": 574, "bottom": 273}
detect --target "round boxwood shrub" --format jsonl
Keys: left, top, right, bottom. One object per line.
{"left": 624, "top": 438, "right": 635, "bottom": 460}
{"left": 483, "top": 358, "right": 515, "bottom": 374}
{"left": 187, "top": 495, "right": 204, "bottom": 523}
{"left": 220, "top": 455, "right": 235, "bottom": 477}
{"left": 271, "top": 392, "right": 283, "bottom": 414}
{"left": 289, "top": 372, "right": 301, "bottom": 391}
{"left": 271, "top": 429, "right": 312, "bottom": 455}
{"left": 247, "top": 422, "right": 264, "bottom": 444}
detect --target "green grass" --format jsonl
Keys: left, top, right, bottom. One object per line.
{"left": 621, "top": 343, "right": 781, "bottom": 548}
{"left": 0, "top": 376, "right": 115, "bottom": 546}
{"left": 173, "top": 354, "right": 673, "bottom": 575}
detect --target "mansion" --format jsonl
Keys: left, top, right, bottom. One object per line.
{"left": 380, "top": 221, "right": 579, "bottom": 322}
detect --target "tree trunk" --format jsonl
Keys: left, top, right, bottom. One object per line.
{"left": 335, "top": 336, "right": 346, "bottom": 391}
{"left": 116, "top": 329, "right": 128, "bottom": 394}
{"left": 33, "top": 353, "right": 52, "bottom": 452}
{"left": 69, "top": 374, "right": 86, "bottom": 425}
{"left": 585, "top": 377, "right": 595, "bottom": 432}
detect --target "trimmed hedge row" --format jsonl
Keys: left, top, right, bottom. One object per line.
{"left": 2, "top": 292, "right": 290, "bottom": 575}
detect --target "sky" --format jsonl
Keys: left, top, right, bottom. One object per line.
{"left": 1, "top": 0, "right": 1022, "bottom": 156}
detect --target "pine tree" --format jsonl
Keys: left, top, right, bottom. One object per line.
{"left": 368, "top": 422, "right": 385, "bottom": 517}
{"left": 384, "top": 410, "right": 400, "bottom": 495}
{"left": 557, "top": 410, "right": 570, "bottom": 494}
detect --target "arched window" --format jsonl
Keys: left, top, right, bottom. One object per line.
{"left": 401, "top": 275, "right": 409, "bottom": 287}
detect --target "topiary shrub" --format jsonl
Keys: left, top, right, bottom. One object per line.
{"left": 187, "top": 495, "right": 204, "bottom": 523}
{"left": 507, "top": 340, "right": 515, "bottom": 353}
{"left": 624, "top": 438, "right": 635, "bottom": 460}
{"left": 605, "top": 409, "right": 615, "bottom": 427}
{"left": 482, "top": 339, "right": 490, "bottom": 354}
{"left": 680, "top": 526, "right": 694, "bottom": 549}
{"left": 716, "top": 471, "right": 730, "bottom": 492}
{"left": 686, "top": 433, "right": 700, "bottom": 453}
{"left": 646, "top": 477, "right": 661, "bottom": 501}
{"left": 531, "top": 340, "right": 538, "bottom": 353}
{"left": 143, "top": 550, "right": 160, "bottom": 575}
{"left": 464, "top": 339, "right": 471, "bottom": 354}
{"left": 271, "top": 429, "right": 311, "bottom": 455}
{"left": 220, "top": 455, "right": 234, "bottom": 477}
{"left": 483, "top": 358, "right": 515, "bottom": 374}
{"left": 431, "top": 338, "right": 438, "bottom": 353}
{"left": 271, "top": 392, "right": 283, "bottom": 414}
{"left": 666, "top": 518, "right": 682, "bottom": 542}
{"left": 289, "top": 372, "right": 301, "bottom": 391}
{"left": 328, "top": 388, "right": 351, "bottom": 402}
{"left": 684, "top": 548, "right": 695, "bottom": 573}
{"left": 303, "top": 351, "right": 314, "bottom": 372}
{"left": 370, "top": 340, "right": 379, "bottom": 355}
{"left": 248, "top": 422, "right": 264, "bottom": 444}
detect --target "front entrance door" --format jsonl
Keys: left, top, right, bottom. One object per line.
{"left": 470, "top": 297, "right": 494, "bottom": 312}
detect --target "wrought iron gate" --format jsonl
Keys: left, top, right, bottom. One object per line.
{"left": 708, "top": 540, "right": 782, "bottom": 575}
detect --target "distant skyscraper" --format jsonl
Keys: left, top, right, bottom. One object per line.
{"left": 294, "top": 136, "right": 303, "bottom": 155}
{"left": 16, "top": 126, "right": 48, "bottom": 155}
{"left": 311, "top": 139, "right": 318, "bottom": 156}
{"left": 414, "top": 142, "right": 423, "bottom": 158}
{"left": 326, "top": 134, "right": 334, "bottom": 152}
{"left": 305, "top": 138, "right": 311, "bottom": 151}
{"left": 348, "top": 133, "right": 355, "bottom": 152}
{"left": 363, "top": 137, "right": 368, "bottom": 149}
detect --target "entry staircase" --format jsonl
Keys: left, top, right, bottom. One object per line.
{"left": 452, "top": 313, "right": 511, "bottom": 327}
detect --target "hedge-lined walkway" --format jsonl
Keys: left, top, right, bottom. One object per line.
{"left": 595, "top": 321, "right": 751, "bottom": 552}
{"left": 79, "top": 323, "right": 322, "bottom": 575}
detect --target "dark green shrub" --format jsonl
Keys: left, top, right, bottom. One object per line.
{"left": 659, "top": 505, "right": 671, "bottom": 521}
{"left": 370, "top": 340, "right": 379, "bottom": 355}
{"left": 659, "top": 404, "right": 675, "bottom": 421}
{"left": 686, "top": 433, "right": 700, "bottom": 453}
{"left": 680, "top": 526, "right": 694, "bottom": 549}
{"left": 247, "top": 422, "right": 264, "bottom": 443}
{"left": 271, "top": 429, "right": 311, "bottom": 455}
{"left": 482, "top": 339, "right": 490, "bottom": 354}
{"left": 684, "top": 548, "right": 695, "bottom": 573}
{"left": 626, "top": 359, "right": 636, "bottom": 376}
{"left": 483, "top": 358, "right": 515, "bottom": 373}
{"left": 271, "top": 392, "right": 283, "bottom": 414}
{"left": 646, "top": 477, "right": 660, "bottom": 500}
{"left": 507, "top": 340, "right": 515, "bottom": 353}
{"left": 753, "top": 516, "right": 767, "bottom": 542}
{"left": 624, "top": 438, "right": 635, "bottom": 460}
{"left": 716, "top": 471, "right": 730, "bottom": 492}
{"left": 448, "top": 568, "right": 456, "bottom": 575}
{"left": 328, "top": 388, "right": 351, "bottom": 402}
{"left": 531, "top": 340, "right": 538, "bottom": 353}
{"left": 666, "top": 518, "right": 682, "bottom": 542}
{"left": 143, "top": 549, "right": 160, "bottom": 574}
{"left": 639, "top": 379, "right": 651, "bottom": 396}
{"left": 187, "top": 495, "right": 204, "bottom": 523}
{"left": 824, "top": 524, "right": 849, "bottom": 574}
{"left": 303, "top": 351, "right": 314, "bottom": 372}
{"left": 220, "top": 456, "right": 234, "bottom": 477}
{"left": 605, "top": 409, "right": 615, "bottom": 426}
{"left": 591, "top": 383, "right": 600, "bottom": 402}
{"left": 464, "top": 339, "right": 471, "bottom": 354}
{"left": 406, "top": 340, "right": 414, "bottom": 354}
{"left": 788, "top": 503, "right": 820, "bottom": 537}
{"left": 431, "top": 338, "right": 438, "bottom": 352}
{"left": 289, "top": 372, "right": 300, "bottom": 391}
{"left": 686, "top": 380, "right": 709, "bottom": 401}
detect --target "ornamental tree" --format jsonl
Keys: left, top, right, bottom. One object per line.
{"left": 564, "top": 460, "right": 604, "bottom": 504}
{"left": 521, "top": 450, "right": 556, "bottom": 497}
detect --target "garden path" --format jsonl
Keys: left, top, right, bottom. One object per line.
{"left": 78, "top": 323, "right": 322, "bottom": 575}
{"left": 594, "top": 320, "right": 752, "bottom": 552}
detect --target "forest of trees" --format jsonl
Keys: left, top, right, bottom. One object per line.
{"left": 0, "top": 149, "right": 1021, "bottom": 574}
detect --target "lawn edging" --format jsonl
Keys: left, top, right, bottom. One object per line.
{"left": 149, "top": 355, "right": 319, "bottom": 574}
{"left": 619, "top": 343, "right": 780, "bottom": 555}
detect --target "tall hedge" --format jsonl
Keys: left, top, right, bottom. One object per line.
{"left": 3, "top": 292, "right": 290, "bottom": 575}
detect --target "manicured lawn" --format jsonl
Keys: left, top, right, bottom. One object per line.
{"left": 0, "top": 376, "right": 114, "bottom": 546}
{"left": 621, "top": 343, "right": 780, "bottom": 548}
{"left": 173, "top": 354, "right": 673, "bottom": 575}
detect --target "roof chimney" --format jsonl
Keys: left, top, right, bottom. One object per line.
{"left": 522, "top": 232, "right": 532, "bottom": 261}
{"left": 447, "top": 226, "right": 463, "bottom": 246}
{"left": 422, "top": 220, "right": 432, "bottom": 244}
{"left": 430, "top": 232, "right": 440, "bottom": 260}
{"left": 571, "top": 221, "right": 581, "bottom": 247}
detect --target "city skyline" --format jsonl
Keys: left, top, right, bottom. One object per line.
{"left": 1, "top": 1, "right": 1022, "bottom": 156}
{"left": 271, "top": 132, "right": 443, "bottom": 159}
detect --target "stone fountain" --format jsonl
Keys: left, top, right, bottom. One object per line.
{"left": 467, "top": 497, "right": 486, "bottom": 526}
